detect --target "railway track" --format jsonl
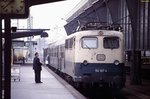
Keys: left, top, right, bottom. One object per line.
{"left": 78, "top": 86, "right": 150, "bottom": 99}
{"left": 47, "top": 65, "right": 150, "bottom": 99}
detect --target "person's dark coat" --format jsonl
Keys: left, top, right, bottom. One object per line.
{"left": 33, "top": 57, "right": 42, "bottom": 70}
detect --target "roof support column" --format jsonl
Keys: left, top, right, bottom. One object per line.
{"left": 4, "top": 18, "right": 11, "bottom": 99}
{"left": 126, "top": 0, "right": 142, "bottom": 85}
{"left": 0, "top": 17, "right": 3, "bottom": 99}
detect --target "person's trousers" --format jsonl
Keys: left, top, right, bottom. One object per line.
{"left": 34, "top": 70, "right": 41, "bottom": 83}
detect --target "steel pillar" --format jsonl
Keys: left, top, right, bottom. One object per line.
{"left": 4, "top": 18, "right": 11, "bottom": 99}
{"left": 126, "top": 0, "right": 142, "bottom": 84}
{"left": 0, "top": 17, "right": 3, "bottom": 99}
{"left": 130, "top": 51, "right": 142, "bottom": 84}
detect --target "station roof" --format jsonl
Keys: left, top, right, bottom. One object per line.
{"left": 2, "top": 29, "right": 49, "bottom": 39}
{"left": 64, "top": 0, "right": 105, "bottom": 35}
{"left": 65, "top": 0, "right": 100, "bottom": 23}
{"left": 29, "top": 0, "right": 64, "bottom": 6}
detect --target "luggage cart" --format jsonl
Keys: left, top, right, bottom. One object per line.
{"left": 11, "top": 64, "right": 21, "bottom": 81}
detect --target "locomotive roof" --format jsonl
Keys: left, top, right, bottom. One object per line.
{"left": 66, "top": 30, "right": 123, "bottom": 39}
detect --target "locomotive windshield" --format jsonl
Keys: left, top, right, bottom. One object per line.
{"left": 81, "top": 37, "right": 98, "bottom": 49}
{"left": 103, "top": 37, "right": 119, "bottom": 49}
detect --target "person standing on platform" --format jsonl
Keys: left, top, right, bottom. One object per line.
{"left": 33, "top": 52, "right": 43, "bottom": 83}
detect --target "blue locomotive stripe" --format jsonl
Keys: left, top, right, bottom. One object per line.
{"left": 74, "top": 63, "right": 125, "bottom": 76}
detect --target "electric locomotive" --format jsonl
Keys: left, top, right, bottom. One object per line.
{"left": 45, "top": 22, "right": 125, "bottom": 89}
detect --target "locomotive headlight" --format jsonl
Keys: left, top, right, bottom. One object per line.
{"left": 83, "top": 60, "right": 88, "bottom": 65}
{"left": 114, "top": 60, "right": 120, "bottom": 65}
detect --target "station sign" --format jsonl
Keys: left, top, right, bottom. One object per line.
{"left": 0, "top": 0, "right": 29, "bottom": 19}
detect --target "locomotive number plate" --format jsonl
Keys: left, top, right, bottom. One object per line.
{"left": 95, "top": 69, "right": 108, "bottom": 72}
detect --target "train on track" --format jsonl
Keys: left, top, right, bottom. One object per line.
{"left": 44, "top": 22, "right": 126, "bottom": 89}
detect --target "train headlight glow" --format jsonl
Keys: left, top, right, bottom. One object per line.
{"left": 114, "top": 60, "right": 120, "bottom": 65}
{"left": 96, "top": 54, "right": 105, "bottom": 61}
{"left": 83, "top": 60, "right": 88, "bottom": 65}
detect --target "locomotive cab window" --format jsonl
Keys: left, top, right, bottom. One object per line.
{"left": 103, "top": 37, "right": 119, "bottom": 49}
{"left": 81, "top": 37, "right": 98, "bottom": 49}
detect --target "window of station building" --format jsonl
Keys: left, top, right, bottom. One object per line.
{"left": 81, "top": 37, "right": 98, "bottom": 49}
{"left": 103, "top": 37, "right": 119, "bottom": 49}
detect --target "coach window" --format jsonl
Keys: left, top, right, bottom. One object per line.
{"left": 65, "top": 39, "right": 68, "bottom": 48}
{"left": 81, "top": 37, "right": 98, "bottom": 49}
{"left": 103, "top": 37, "right": 119, "bottom": 49}
{"left": 65, "top": 38, "right": 74, "bottom": 49}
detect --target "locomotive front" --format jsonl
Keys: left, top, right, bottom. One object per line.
{"left": 73, "top": 30, "right": 125, "bottom": 89}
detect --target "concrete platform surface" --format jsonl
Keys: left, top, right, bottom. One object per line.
{"left": 11, "top": 65, "right": 83, "bottom": 99}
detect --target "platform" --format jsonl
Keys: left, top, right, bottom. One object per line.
{"left": 11, "top": 65, "right": 86, "bottom": 99}
{"left": 11, "top": 63, "right": 150, "bottom": 99}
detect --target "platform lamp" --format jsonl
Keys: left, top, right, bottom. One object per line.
{"left": 41, "top": 32, "right": 48, "bottom": 38}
